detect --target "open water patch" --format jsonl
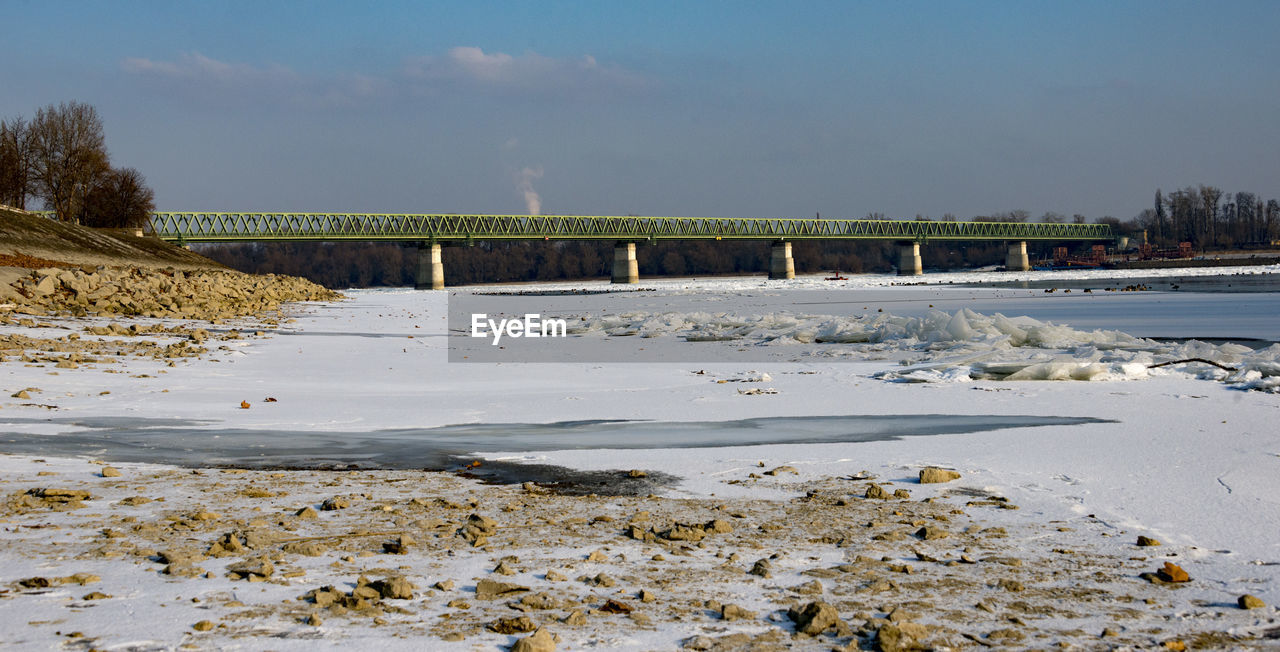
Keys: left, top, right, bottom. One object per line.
{"left": 0, "top": 414, "right": 1112, "bottom": 494}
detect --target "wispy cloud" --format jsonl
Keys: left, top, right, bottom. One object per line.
{"left": 403, "top": 46, "right": 648, "bottom": 97}
{"left": 121, "top": 52, "right": 386, "bottom": 107}
{"left": 121, "top": 48, "right": 651, "bottom": 107}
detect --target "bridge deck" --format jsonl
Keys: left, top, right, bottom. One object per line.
{"left": 142, "top": 213, "right": 1111, "bottom": 243}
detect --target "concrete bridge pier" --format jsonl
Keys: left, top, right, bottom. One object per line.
{"left": 415, "top": 242, "right": 444, "bottom": 290}
{"left": 897, "top": 241, "right": 923, "bottom": 276}
{"left": 1005, "top": 241, "right": 1030, "bottom": 271}
{"left": 769, "top": 241, "right": 795, "bottom": 280}
{"left": 611, "top": 241, "right": 639, "bottom": 284}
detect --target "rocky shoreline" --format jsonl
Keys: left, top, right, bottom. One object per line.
{"left": 2, "top": 263, "right": 342, "bottom": 321}
{"left": 1, "top": 460, "right": 1275, "bottom": 650}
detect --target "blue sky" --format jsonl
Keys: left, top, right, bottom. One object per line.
{"left": 4, "top": 1, "right": 1278, "bottom": 219}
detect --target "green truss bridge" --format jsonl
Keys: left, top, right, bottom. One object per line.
{"left": 120, "top": 212, "right": 1119, "bottom": 288}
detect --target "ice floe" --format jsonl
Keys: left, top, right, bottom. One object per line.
{"left": 568, "top": 307, "right": 1280, "bottom": 391}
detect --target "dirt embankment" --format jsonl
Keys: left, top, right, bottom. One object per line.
{"left": 0, "top": 207, "right": 220, "bottom": 271}
{"left": 0, "top": 207, "right": 341, "bottom": 319}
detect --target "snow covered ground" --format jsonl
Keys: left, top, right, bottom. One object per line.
{"left": 1, "top": 266, "right": 1278, "bottom": 649}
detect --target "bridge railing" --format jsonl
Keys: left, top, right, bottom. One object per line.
{"left": 144, "top": 212, "right": 1112, "bottom": 242}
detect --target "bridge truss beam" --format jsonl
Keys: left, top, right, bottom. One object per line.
{"left": 143, "top": 213, "right": 1113, "bottom": 243}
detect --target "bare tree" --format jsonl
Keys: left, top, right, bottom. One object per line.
{"left": 29, "top": 101, "right": 110, "bottom": 223}
{"left": 1267, "top": 199, "right": 1280, "bottom": 241}
{"left": 1153, "top": 189, "right": 1166, "bottom": 243}
{"left": 1199, "top": 185, "right": 1222, "bottom": 246}
{"left": 80, "top": 167, "right": 155, "bottom": 229}
{"left": 0, "top": 116, "right": 34, "bottom": 208}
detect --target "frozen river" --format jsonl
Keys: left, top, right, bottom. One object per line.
{"left": 1, "top": 265, "right": 1278, "bottom": 607}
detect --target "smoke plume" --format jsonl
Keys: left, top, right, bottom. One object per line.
{"left": 517, "top": 166, "right": 544, "bottom": 215}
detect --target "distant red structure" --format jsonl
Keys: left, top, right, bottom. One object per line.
{"left": 1137, "top": 242, "right": 1193, "bottom": 260}
{"left": 1049, "top": 244, "right": 1108, "bottom": 267}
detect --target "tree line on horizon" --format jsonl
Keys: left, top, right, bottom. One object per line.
{"left": 1, "top": 101, "right": 155, "bottom": 228}
{"left": 199, "top": 191, "right": 1280, "bottom": 289}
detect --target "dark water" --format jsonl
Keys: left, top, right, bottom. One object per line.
{"left": 965, "top": 272, "right": 1280, "bottom": 294}
{"left": 1, "top": 414, "right": 1112, "bottom": 494}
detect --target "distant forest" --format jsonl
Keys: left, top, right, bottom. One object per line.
{"left": 199, "top": 238, "right": 1016, "bottom": 288}
{"left": 201, "top": 185, "right": 1280, "bottom": 289}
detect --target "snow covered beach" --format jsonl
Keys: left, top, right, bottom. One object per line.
{"left": 2, "top": 266, "right": 1279, "bottom": 649}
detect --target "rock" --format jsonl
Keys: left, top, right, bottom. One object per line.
{"left": 517, "top": 592, "right": 564, "bottom": 611}
{"left": 545, "top": 570, "right": 567, "bottom": 582}
{"left": 599, "top": 599, "right": 633, "bottom": 614}
{"left": 996, "top": 579, "right": 1024, "bottom": 592}
{"left": 764, "top": 465, "right": 798, "bottom": 476}
{"left": 586, "top": 550, "right": 609, "bottom": 562}
{"left": 368, "top": 576, "right": 414, "bottom": 600}
{"left": 295, "top": 505, "right": 319, "bottom": 519}
{"left": 660, "top": 523, "right": 707, "bottom": 542}
{"left": 490, "top": 615, "right": 538, "bottom": 634}
{"left": 628, "top": 469, "right": 647, "bottom": 478}
{"left": 919, "top": 466, "right": 962, "bottom": 484}
{"left": 304, "top": 586, "right": 344, "bottom": 608}
{"left": 584, "top": 572, "right": 615, "bottom": 588}
{"left": 164, "top": 563, "right": 205, "bottom": 578}
{"left": 382, "top": 534, "right": 413, "bottom": 554}
{"left": 790, "top": 601, "right": 840, "bottom": 635}
{"left": 320, "top": 496, "right": 350, "bottom": 511}
{"left": 792, "top": 579, "right": 823, "bottom": 595}
{"left": 627, "top": 525, "right": 656, "bottom": 542}
{"left": 30, "top": 488, "right": 92, "bottom": 502}
{"left": 1157, "top": 562, "right": 1190, "bottom": 583}
{"left": 1238, "top": 594, "right": 1265, "bottom": 609}
{"left": 703, "top": 519, "right": 733, "bottom": 534}
{"left": 475, "top": 578, "right": 530, "bottom": 600}
{"left": 11, "top": 390, "right": 30, "bottom": 399}
{"left": 748, "top": 558, "right": 772, "bottom": 578}
{"left": 100, "top": 466, "right": 122, "bottom": 478}
{"left": 638, "top": 589, "right": 656, "bottom": 603}
{"left": 192, "top": 620, "right": 214, "bottom": 632}
{"left": 63, "top": 573, "right": 99, "bottom": 585}
{"left": 304, "top": 614, "right": 322, "bottom": 626}
{"left": 915, "top": 526, "right": 948, "bottom": 540}
{"left": 511, "top": 627, "right": 557, "bottom": 652}
{"left": 208, "top": 532, "right": 244, "bottom": 556}
{"left": 1136, "top": 535, "right": 1161, "bottom": 547}
{"left": 460, "top": 513, "right": 499, "bottom": 545}
{"left": 721, "top": 603, "right": 756, "bottom": 620}
{"left": 434, "top": 579, "right": 455, "bottom": 591}
{"left": 157, "top": 549, "right": 203, "bottom": 566}
{"left": 82, "top": 591, "right": 111, "bottom": 600}
{"left": 227, "top": 557, "right": 274, "bottom": 579}
{"left": 864, "top": 483, "right": 891, "bottom": 500}
{"left": 561, "top": 609, "right": 587, "bottom": 626}
{"left": 282, "top": 541, "right": 327, "bottom": 557}
{"left": 876, "top": 622, "right": 931, "bottom": 651}
{"left": 31, "top": 275, "right": 57, "bottom": 297}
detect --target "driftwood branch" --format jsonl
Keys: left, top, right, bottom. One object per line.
{"left": 1147, "top": 358, "right": 1237, "bottom": 372}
